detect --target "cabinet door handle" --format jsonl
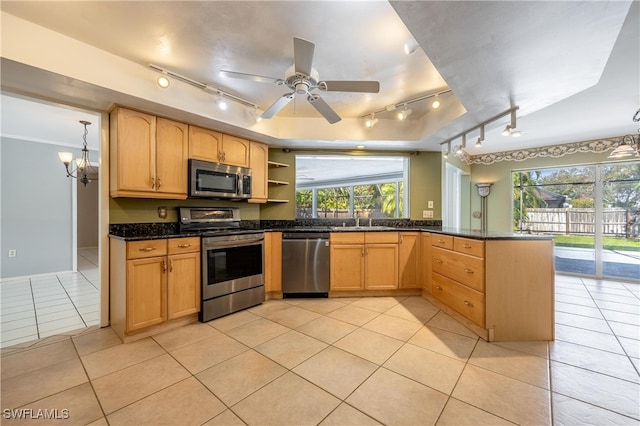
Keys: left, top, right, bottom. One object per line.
{"left": 151, "top": 177, "right": 156, "bottom": 189}
{"left": 462, "top": 244, "right": 471, "bottom": 248}
{"left": 463, "top": 300, "right": 474, "bottom": 307}
{"left": 157, "top": 177, "right": 162, "bottom": 189}
{"left": 435, "top": 286, "right": 443, "bottom": 291}
{"left": 139, "top": 247, "right": 156, "bottom": 252}
{"left": 400, "top": 235, "right": 403, "bottom": 243}
{"left": 177, "top": 243, "right": 191, "bottom": 248}
{"left": 169, "top": 259, "right": 173, "bottom": 272}
{"left": 361, "top": 247, "right": 365, "bottom": 256}
{"left": 162, "top": 260, "right": 167, "bottom": 272}
{"left": 434, "top": 258, "right": 443, "bottom": 263}
{"left": 464, "top": 268, "right": 474, "bottom": 274}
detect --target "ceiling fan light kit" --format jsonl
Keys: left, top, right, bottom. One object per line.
{"left": 221, "top": 37, "right": 380, "bottom": 124}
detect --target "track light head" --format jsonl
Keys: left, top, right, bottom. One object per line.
{"left": 365, "top": 114, "right": 378, "bottom": 128}
{"left": 216, "top": 94, "right": 228, "bottom": 111}
{"left": 397, "top": 107, "right": 412, "bottom": 120}
{"left": 432, "top": 96, "right": 441, "bottom": 109}
{"left": 157, "top": 74, "right": 170, "bottom": 89}
{"left": 502, "top": 125, "right": 511, "bottom": 136}
{"left": 475, "top": 139, "right": 482, "bottom": 148}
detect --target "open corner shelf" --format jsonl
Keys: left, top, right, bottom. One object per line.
{"left": 267, "top": 160, "right": 290, "bottom": 168}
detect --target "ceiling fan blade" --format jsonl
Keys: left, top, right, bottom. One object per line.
{"left": 321, "top": 80, "right": 380, "bottom": 93}
{"left": 293, "top": 37, "right": 315, "bottom": 77}
{"left": 219, "top": 70, "right": 280, "bottom": 84}
{"left": 307, "top": 94, "right": 341, "bottom": 124}
{"left": 261, "top": 93, "right": 295, "bottom": 119}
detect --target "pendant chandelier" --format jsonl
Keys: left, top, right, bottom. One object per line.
{"left": 57, "top": 120, "right": 97, "bottom": 186}
{"left": 608, "top": 108, "right": 640, "bottom": 159}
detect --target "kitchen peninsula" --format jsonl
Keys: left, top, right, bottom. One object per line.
{"left": 110, "top": 222, "right": 555, "bottom": 343}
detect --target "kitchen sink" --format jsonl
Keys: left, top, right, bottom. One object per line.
{"left": 330, "top": 226, "right": 396, "bottom": 231}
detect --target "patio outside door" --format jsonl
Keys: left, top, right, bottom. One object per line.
{"left": 513, "top": 161, "right": 639, "bottom": 281}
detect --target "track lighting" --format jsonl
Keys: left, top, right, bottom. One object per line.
{"left": 439, "top": 106, "right": 520, "bottom": 154}
{"left": 502, "top": 109, "right": 522, "bottom": 136}
{"left": 149, "top": 64, "right": 259, "bottom": 111}
{"left": 443, "top": 141, "right": 451, "bottom": 158}
{"left": 456, "top": 134, "right": 466, "bottom": 155}
{"left": 397, "top": 106, "right": 412, "bottom": 120}
{"left": 431, "top": 96, "right": 441, "bottom": 109}
{"left": 475, "top": 125, "right": 485, "bottom": 148}
{"left": 157, "top": 72, "right": 170, "bottom": 89}
{"left": 404, "top": 38, "right": 419, "bottom": 55}
{"left": 365, "top": 114, "right": 378, "bottom": 128}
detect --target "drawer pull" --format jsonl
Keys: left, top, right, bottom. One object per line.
{"left": 437, "top": 239, "right": 445, "bottom": 243}
{"left": 139, "top": 247, "right": 157, "bottom": 252}
{"left": 464, "top": 268, "right": 474, "bottom": 274}
{"left": 435, "top": 259, "right": 443, "bottom": 264}
{"left": 177, "top": 243, "right": 192, "bottom": 248}
{"left": 461, "top": 244, "right": 472, "bottom": 248}
{"left": 435, "top": 286, "right": 443, "bottom": 291}
{"left": 463, "top": 300, "right": 474, "bottom": 307}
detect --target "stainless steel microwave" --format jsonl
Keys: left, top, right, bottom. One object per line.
{"left": 189, "top": 159, "right": 252, "bottom": 199}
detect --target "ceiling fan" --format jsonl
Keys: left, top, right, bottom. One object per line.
{"left": 220, "top": 37, "right": 380, "bottom": 124}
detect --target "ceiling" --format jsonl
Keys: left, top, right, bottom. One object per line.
{"left": 0, "top": 1, "right": 638, "bottom": 155}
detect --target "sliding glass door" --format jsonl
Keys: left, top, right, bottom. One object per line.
{"left": 513, "top": 161, "right": 639, "bottom": 280}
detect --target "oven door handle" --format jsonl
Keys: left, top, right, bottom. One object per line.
{"left": 203, "top": 239, "right": 263, "bottom": 250}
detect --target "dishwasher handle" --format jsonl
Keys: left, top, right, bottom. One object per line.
{"left": 282, "top": 233, "right": 330, "bottom": 239}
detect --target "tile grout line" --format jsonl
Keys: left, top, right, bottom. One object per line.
{"left": 55, "top": 275, "right": 88, "bottom": 328}
{"left": 579, "top": 277, "right": 640, "bottom": 378}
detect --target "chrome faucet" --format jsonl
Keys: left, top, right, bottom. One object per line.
{"left": 356, "top": 216, "right": 360, "bottom": 227}
{"left": 368, "top": 218, "right": 372, "bottom": 227}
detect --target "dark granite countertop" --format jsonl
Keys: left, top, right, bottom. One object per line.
{"left": 423, "top": 227, "right": 554, "bottom": 240}
{"left": 109, "top": 221, "right": 551, "bottom": 241}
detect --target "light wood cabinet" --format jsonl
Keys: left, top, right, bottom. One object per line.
{"left": 110, "top": 108, "right": 188, "bottom": 199}
{"left": 221, "top": 134, "right": 250, "bottom": 167}
{"left": 398, "top": 232, "right": 421, "bottom": 289}
{"left": 188, "top": 126, "right": 250, "bottom": 167}
{"left": 249, "top": 142, "right": 268, "bottom": 203}
{"left": 420, "top": 233, "right": 432, "bottom": 293}
{"left": 330, "top": 232, "right": 398, "bottom": 291}
{"left": 188, "top": 126, "right": 222, "bottom": 163}
{"left": 425, "top": 233, "right": 555, "bottom": 342}
{"left": 265, "top": 232, "right": 282, "bottom": 294}
{"left": 110, "top": 237, "right": 200, "bottom": 340}
{"left": 431, "top": 236, "right": 486, "bottom": 327}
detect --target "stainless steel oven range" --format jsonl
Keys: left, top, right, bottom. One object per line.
{"left": 178, "top": 207, "right": 264, "bottom": 322}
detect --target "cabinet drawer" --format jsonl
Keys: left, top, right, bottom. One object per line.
{"left": 365, "top": 232, "right": 398, "bottom": 244}
{"left": 454, "top": 237, "right": 484, "bottom": 258}
{"left": 168, "top": 237, "right": 200, "bottom": 254}
{"left": 432, "top": 247, "right": 485, "bottom": 292}
{"left": 331, "top": 232, "right": 365, "bottom": 244}
{"left": 432, "top": 272, "right": 485, "bottom": 327}
{"left": 431, "top": 235, "right": 453, "bottom": 250}
{"left": 127, "top": 239, "right": 167, "bottom": 259}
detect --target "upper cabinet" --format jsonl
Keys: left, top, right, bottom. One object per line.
{"left": 188, "top": 126, "right": 250, "bottom": 168}
{"left": 249, "top": 142, "right": 268, "bottom": 203}
{"left": 110, "top": 108, "right": 188, "bottom": 199}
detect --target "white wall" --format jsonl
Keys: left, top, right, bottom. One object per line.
{"left": 0, "top": 138, "right": 75, "bottom": 278}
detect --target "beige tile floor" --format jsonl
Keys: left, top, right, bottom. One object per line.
{"left": 1, "top": 274, "right": 638, "bottom": 425}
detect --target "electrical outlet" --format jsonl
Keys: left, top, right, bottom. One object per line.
{"left": 422, "top": 210, "right": 434, "bottom": 219}
{"left": 8, "top": 249, "right": 16, "bottom": 258}
{"left": 428, "top": 200, "right": 434, "bottom": 208}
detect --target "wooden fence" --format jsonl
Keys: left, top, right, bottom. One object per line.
{"left": 525, "top": 208, "right": 639, "bottom": 237}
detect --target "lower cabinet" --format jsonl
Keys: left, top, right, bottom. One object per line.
{"left": 398, "top": 232, "right": 421, "bottom": 289}
{"left": 110, "top": 237, "right": 200, "bottom": 340}
{"left": 330, "top": 232, "right": 398, "bottom": 291}
{"left": 264, "top": 232, "right": 282, "bottom": 294}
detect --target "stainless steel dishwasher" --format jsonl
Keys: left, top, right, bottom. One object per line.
{"left": 282, "top": 232, "right": 330, "bottom": 298}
